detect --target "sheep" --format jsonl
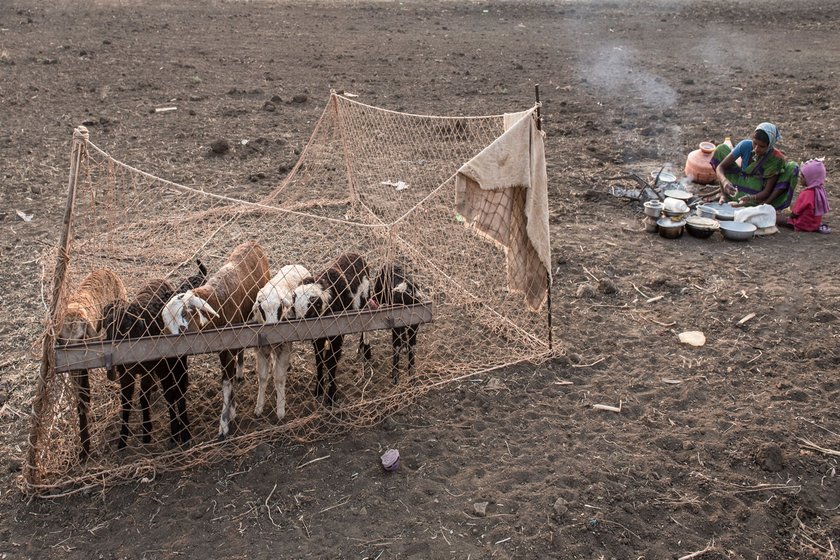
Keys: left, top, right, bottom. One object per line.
{"left": 251, "top": 264, "right": 313, "bottom": 421}
{"left": 162, "top": 241, "right": 270, "bottom": 439}
{"left": 101, "top": 260, "right": 206, "bottom": 450}
{"left": 370, "top": 263, "right": 423, "bottom": 385}
{"left": 56, "top": 268, "right": 128, "bottom": 460}
{"left": 288, "top": 252, "right": 371, "bottom": 405}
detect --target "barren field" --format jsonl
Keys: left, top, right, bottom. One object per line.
{"left": 1, "top": 1, "right": 839, "bottom": 558}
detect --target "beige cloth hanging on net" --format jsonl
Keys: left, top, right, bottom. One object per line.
{"left": 455, "top": 110, "right": 551, "bottom": 311}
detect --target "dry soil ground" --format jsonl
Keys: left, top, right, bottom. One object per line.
{"left": 1, "top": 1, "right": 839, "bottom": 558}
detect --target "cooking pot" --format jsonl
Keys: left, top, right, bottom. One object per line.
{"left": 719, "top": 221, "right": 756, "bottom": 241}
{"left": 657, "top": 218, "right": 685, "bottom": 239}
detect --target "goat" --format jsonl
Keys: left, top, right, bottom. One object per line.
{"left": 370, "top": 263, "right": 422, "bottom": 385}
{"left": 102, "top": 280, "right": 188, "bottom": 449}
{"left": 288, "top": 253, "right": 371, "bottom": 405}
{"left": 57, "top": 268, "right": 128, "bottom": 460}
{"left": 101, "top": 260, "right": 206, "bottom": 450}
{"left": 252, "top": 264, "right": 313, "bottom": 421}
{"left": 162, "top": 241, "right": 270, "bottom": 439}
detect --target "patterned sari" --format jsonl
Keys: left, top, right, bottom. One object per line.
{"left": 710, "top": 143, "right": 799, "bottom": 210}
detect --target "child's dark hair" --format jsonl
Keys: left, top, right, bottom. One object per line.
{"left": 755, "top": 129, "right": 770, "bottom": 145}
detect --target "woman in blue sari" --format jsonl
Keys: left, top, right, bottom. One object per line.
{"left": 712, "top": 122, "right": 799, "bottom": 210}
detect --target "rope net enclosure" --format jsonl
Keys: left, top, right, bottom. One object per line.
{"left": 25, "top": 94, "right": 554, "bottom": 495}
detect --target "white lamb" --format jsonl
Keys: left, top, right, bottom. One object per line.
{"left": 251, "top": 264, "right": 312, "bottom": 421}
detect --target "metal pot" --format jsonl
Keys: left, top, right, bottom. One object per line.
{"left": 657, "top": 218, "right": 685, "bottom": 239}
{"left": 643, "top": 200, "right": 663, "bottom": 218}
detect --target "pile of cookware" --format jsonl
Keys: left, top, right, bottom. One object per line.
{"left": 644, "top": 195, "right": 756, "bottom": 242}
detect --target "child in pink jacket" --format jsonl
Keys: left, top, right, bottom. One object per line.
{"left": 781, "top": 158, "right": 830, "bottom": 233}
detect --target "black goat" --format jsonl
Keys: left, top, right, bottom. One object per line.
{"left": 371, "top": 263, "right": 422, "bottom": 385}
{"left": 101, "top": 260, "right": 206, "bottom": 449}
{"left": 289, "top": 253, "right": 371, "bottom": 405}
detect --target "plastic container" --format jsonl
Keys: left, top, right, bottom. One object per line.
{"left": 684, "top": 142, "right": 717, "bottom": 184}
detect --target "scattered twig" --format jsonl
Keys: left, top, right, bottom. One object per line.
{"left": 678, "top": 539, "right": 717, "bottom": 559}
{"left": 296, "top": 455, "right": 330, "bottom": 469}
{"left": 593, "top": 400, "right": 622, "bottom": 413}
{"left": 317, "top": 495, "right": 350, "bottom": 515}
{"left": 571, "top": 356, "right": 606, "bottom": 368}
{"left": 646, "top": 295, "right": 664, "bottom": 303}
{"left": 799, "top": 438, "right": 840, "bottom": 458}
{"left": 632, "top": 283, "right": 650, "bottom": 299}
{"left": 640, "top": 314, "right": 676, "bottom": 327}
{"left": 746, "top": 350, "right": 763, "bottom": 364}
{"left": 737, "top": 312, "right": 756, "bottom": 325}
{"left": 582, "top": 266, "right": 600, "bottom": 282}
{"left": 265, "top": 483, "right": 281, "bottom": 528}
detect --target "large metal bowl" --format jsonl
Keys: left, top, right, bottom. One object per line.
{"left": 719, "top": 221, "right": 756, "bottom": 241}
{"left": 685, "top": 216, "right": 720, "bottom": 239}
{"left": 703, "top": 201, "right": 735, "bottom": 221}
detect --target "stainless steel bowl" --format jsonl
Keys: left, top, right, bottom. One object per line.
{"left": 719, "top": 221, "right": 756, "bottom": 241}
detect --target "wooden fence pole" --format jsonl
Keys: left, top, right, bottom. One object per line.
{"left": 24, "top": 125, "right": 89, "bottom": 490}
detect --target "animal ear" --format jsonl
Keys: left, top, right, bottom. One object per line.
{"left": 85, "top": 322, "right": 99, "bottom": 339}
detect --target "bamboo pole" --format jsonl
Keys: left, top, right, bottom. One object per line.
{"left": 534, "top": 85, "right": 553, "bottom": 352}
{"left": 24, "top": 125, "right": 88, "bottom": 490}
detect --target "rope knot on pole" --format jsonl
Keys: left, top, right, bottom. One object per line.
{"left": 73, "top": 125, "right": 90, "bottom": 143}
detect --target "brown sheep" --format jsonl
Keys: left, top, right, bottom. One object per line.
{"left": 57, "top": 268, "right": 128, "bottom": 460}
{"left": 162, "top": 241, "right": 270, "bottom": 439}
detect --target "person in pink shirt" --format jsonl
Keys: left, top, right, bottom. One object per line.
{"left": 779, "top": 158, "right": 831, "bottom": 233}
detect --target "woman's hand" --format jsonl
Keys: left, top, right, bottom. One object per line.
{"left": 722, "top": 181, "right": 737, "bottom": 196}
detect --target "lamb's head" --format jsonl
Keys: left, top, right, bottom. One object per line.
{"left": 163, "top": 290, "right": 219, "bottom": 335}
{"left": 252, "top": 289, "right": 280, "bottom": 325}
{"left": 288, "top": 283, "right": 330, "bottom": 320}
{"left": 57, "top": 308, "right": 98, "bottom": 343}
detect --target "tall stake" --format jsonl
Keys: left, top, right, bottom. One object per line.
{"left": 25, "top": 126, "right": 89, "bottom": 490}
{"left": 534, "top": 85, "right": 552, "bottom": 351}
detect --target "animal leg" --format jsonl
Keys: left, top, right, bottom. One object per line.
{"left": 325, "top": 335, "right": 344, "bottom": 406}
{"left": 235, "top": 350, "right": 245, "bottom": 382}
{"left": 138, "top": 366, "right": 155, "bottom": 445}
{"left": 254, "top": 345, "right": 273, "bottom": 416}
{"left": 73, "top": 369, "right": 92, "bottom": 460}
{"left": 160, "top": 359, "right": 186, "bottom": 447}
{"left": 391, "top": 329, "right": 401, "bottom": 385}
{"left": 407, "top": 327, "right": 418, "bottom": 376}
{"left": 174, "top": 357, "right": 191, "bottom": 446}
{"left": 218, "top": 349, "right": 239, "bottom": 439}
{"left": 117, "top": 366, "right": 136, "bottom": 450}
{"left": 358, "top": 331, "right": 372, "bottom": 363}
{"left": 313, "top": 339, "right": 326, "bottom": 399}
{"left": 273, "top": 342, "right": 292, "bottom": 421}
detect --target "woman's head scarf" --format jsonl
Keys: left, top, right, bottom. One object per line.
{"left": 755, "top": 122, "right": 782, "bottom": 150}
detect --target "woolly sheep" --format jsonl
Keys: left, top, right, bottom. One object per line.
{"left": 57, "top": 268, "right": 128, "bottom": 460}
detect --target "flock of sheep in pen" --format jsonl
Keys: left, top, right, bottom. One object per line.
{"left": 57, "top": 240, "right": 423, "bottom": 460}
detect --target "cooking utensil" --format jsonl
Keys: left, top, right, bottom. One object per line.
{"left": 703, "top": 201, "right": 735, "bottom": 221}
{"left": 643, "top": 200, "right": 663, "bottom": 217}
{"left": 719, "top": 221, "right": 756, "bottom": 241}
{"left": 657, "top": 218, "right": 685, "bottom": 239}
{"left": 663, "top": 189, "right": 692, "bottom": 201}
{"left": 696, "top": 204, "right": 718, "bottom": 219}
{"left": 685, "top": 216, "right": 720, "bottom": 239}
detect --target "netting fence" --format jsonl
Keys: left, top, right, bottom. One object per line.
{"left": 24, "top": 93, "right": 555, "bottom": 495}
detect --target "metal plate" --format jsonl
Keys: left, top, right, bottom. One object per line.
{"left": 663, "top": 189, "right": 692, "bottom": 200}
